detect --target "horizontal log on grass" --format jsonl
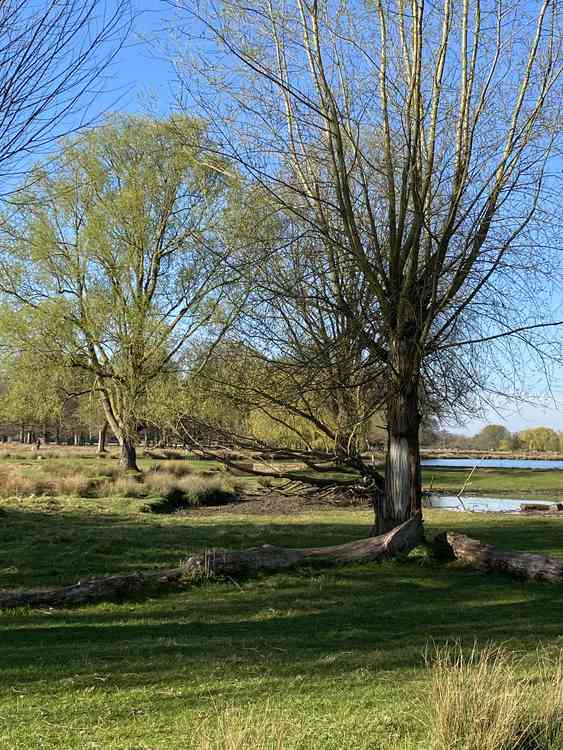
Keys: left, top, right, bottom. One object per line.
{"left": 0, "top": 513, "right": 423, "bottom": 609}
{"left": 436, "top": 531, "right": 563, "bottom": 584}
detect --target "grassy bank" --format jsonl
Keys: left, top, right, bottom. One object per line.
{"left": 1, "top": 486, "right": 563, "bottom": 749}
{"left": 422, "top": 467, "right": 563, "bottom": 500}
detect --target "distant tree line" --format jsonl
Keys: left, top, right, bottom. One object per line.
{"left": 423, "top": 423, "right": 563, "bottom": 453}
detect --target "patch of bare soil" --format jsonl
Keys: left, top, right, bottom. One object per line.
{"left": 187, "top": 493, "right": 367, "bottom": 516}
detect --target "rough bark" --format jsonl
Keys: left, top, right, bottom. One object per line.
{"left": 435, "top": 531, "right": 563, "bottom": 584}
{"left": 97, "top": 421, "right": 108, "bottom": 454}
{"left": 120, "top": 436, "right": 139, "bottom": 471}
{"left": 0, "top": 513, "right": 424, "bottom": 609}
{"left": 379, "top": 379, "right": 421, "bottom": 534}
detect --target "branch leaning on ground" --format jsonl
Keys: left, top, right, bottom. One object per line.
{"left": 0, "top": 513, "right": 424, "bottom": 609}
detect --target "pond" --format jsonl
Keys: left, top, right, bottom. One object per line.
{"left": 421, "top": 458, "right": 563, "bottom": 470}
{"left": 428, "top": 495, "right": 560, "bottom": 513}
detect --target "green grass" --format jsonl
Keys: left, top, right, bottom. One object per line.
{"left": 1, "top": 484, "right": 563, "bottom": 749}
{"left": 422, "top": 467, "right": 563, "bottom": 499}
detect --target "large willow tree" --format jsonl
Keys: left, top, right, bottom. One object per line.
{"left": 171, "top": 0, "right": 562, "bottom": 531}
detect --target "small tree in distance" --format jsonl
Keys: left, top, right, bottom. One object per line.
{"left": 473, "top": 425, "right": 513, "bottom": 452}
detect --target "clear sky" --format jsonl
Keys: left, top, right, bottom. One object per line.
{"left": 75, "top": 1, "right": 563, "bottom": 438}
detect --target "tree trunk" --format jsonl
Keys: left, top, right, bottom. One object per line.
{"left": 97, "top": 422, "right": 108, "bottom": 454}
{"left": 434, "top": 531, "right": 563, "bottom": 584}
{"left": 377, "top": 385, "right": 421, "bottom": 534}
{"left": 120, "top": 436, "right": 139, "bottom": 471}
{"left": 0, "top": 513, "right": 423, "bottom": 609}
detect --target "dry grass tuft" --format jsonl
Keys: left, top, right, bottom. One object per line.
{"left": 429, "top": 644, "right": 563, "bottom": 750}
{"left": 0, "top": 466, "right": 98, "bottom": 498}
{"left": 106, "top": 475, "right": 147, "bottom": 498}
{"left": 193, "top": 706, "right": 289, "bottom": 750}
{"left": 149, "top": 460, "right": 193, "bottom": 478}
{"left": 0, "top": 457, "right": 242, "bottom": 507}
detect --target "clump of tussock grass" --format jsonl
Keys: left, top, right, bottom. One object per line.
{"left": 428, "top": 644, "right": 563, "bottom": 750}
{"left": 105, "top": 475, "right": 147, "bottom": 498}
{"left": 149, "top": 460, "right": 193, "bottom": 478}
{"left": 145, "top": 474, "right": 242, "bottom": 512}
{"left": 0, "top": 466, "right": 97, "bottom": 498}
{"left": 55, "top": 475, "right": 96, "bottom": 497}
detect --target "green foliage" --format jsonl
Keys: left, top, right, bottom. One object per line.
{"left": 0, "top": 115, "right": 238, "bottom": 453}
{"left": 518, "top": 427, "right": 561, "bottom": 452}
{"left": 472, "top": 424, "right": 513, "bottom": 451}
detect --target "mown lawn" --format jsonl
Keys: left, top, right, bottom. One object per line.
{"left": 1, "top": 490, "right": 563, "bottom": 750}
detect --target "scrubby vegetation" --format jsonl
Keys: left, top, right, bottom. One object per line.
{"left": 0, "top": 450, "right": 243, "bottom": 509}
{"left": 429, "top": 645, "right": 563, "bottom": 750}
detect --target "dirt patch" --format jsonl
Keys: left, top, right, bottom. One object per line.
{"left": 186, "top": 493, "right": 369, "bottom": 516}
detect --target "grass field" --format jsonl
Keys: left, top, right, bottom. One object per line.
{"left": 421, "top": 466, "right": 563, "bottom": 499}
{"left": 0, "top": 448, "right": 562, "bottom": 749}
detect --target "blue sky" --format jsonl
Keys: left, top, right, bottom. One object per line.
{"left": 70, "top": 1, "right": 563, "bottom": 437}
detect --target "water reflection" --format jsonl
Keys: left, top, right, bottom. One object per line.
{"left": 429, "top": 495, "right": 560, "bottom": 513}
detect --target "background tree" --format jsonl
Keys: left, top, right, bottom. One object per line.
{"left": 472, "top": 425, "right": 513, "bottom": 452}
{"left": 171, "top": 0, "right": 562, "bottom": 530}
{"left": 0, "top": 115, "right": 241, "bottom": 469}
{"left": 518, "top": 427, "right": 560, "bottom": 452}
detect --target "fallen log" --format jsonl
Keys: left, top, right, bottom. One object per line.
{"left": 0, "top": 512, "right": 424, "bottom": 609}
{"left": 435, "top": 531, "right": 563, "bottom": 584}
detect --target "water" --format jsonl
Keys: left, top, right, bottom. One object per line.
{"left": 422, "top": 458, "right": 563, "bottom": 470}
{"left": 428, "top": 495, "right": 560, "bottom": 513}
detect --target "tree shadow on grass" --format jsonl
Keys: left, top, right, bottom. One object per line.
{"left": 2, "top": 504, "right": 561, "bottom": 588}
{"left": 0, "top": 504, "right": 377, "bottom": 589}
{"left": 2, "top": 549, "right": 563, "bottom": 709}
{"left": 426, "top": 511, "right": 563, "bottom": 557}
{"left": 1, "top": 503, "right": 562, "bottom": 711}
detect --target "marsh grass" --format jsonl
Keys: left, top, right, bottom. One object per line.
{"left": 150, "top": 460, "right": 195, "bottom": 477}
{"left": 429, "top": 644, "right": 563, "bottom": 750}
{"left": 0, "top": 466, "right": 102, "bottom": 498}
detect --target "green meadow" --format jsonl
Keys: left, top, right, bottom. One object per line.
{"left": 0, "top": 449, "right": 562, "bottom": 749}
